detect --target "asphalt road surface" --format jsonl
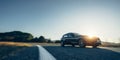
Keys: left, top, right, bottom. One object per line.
{"left": 3, "top": 45, "right": 120, "bottom": 60}
{"left": 44, "top": 46, "right": 120, "bottom": 60}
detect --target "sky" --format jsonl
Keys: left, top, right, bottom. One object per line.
{"left": 0, "top": 0, "right": 120, "bottom": 43}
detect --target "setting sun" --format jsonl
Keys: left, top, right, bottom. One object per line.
{"left": 87, "top": 34, "right": 95, "bottom": 38}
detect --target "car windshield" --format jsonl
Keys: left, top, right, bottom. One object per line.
{"left": 68, "top": 33, "right": 75, "bottom": 37}
{"left": 63, "top": 33, "right": 75, "bottom": 38}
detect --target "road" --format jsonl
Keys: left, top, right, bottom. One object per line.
{"left": 3, "top": 45, "right": 120, "bottom": 60}
{"left": 99, "top": 47, "right": 120, "bottom": 52}
{"left": 43, "top": 46, "right": 120, "bottom": 60}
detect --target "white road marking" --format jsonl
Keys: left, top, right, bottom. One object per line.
{"left": 36, "top": 45, "right": 56, "bottom": 60}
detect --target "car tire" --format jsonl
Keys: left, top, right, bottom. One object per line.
{"left": 79, "top": 40, "right": 85, "bottom": 48}
{"left": 61, "top": 42, "right": 65, "bottom": 47}
{"left": 92, "top": 44, "right": 97, "bottom": 48}
{"left": 72, "top": 44, "right": 75, "bottom": 47}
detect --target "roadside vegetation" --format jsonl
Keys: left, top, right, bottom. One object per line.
{"left": 0, "top": 31, "right": 50, "bottom": 42}
{"left": 0, "top": 42, "right": 31, "bottom": 60}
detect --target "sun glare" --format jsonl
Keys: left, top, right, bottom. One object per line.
{"left": 86, "top": 33, "right": 97, "bottom": 38}
{"left": 88, "top": 35, "right": 94, "bottom": 38}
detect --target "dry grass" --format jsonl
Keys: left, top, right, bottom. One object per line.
{"left": 0, "top": 42, "right": 32, "bottom": 60}
{"left": 0, "top": 42, "right": 32, "bottom": 47}
{"left": 29, "top": 42, "right": 60, "bottom": 46}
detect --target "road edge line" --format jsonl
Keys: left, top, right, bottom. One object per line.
{"left": 36, "top": 45, "right": 56, "bottom": 60}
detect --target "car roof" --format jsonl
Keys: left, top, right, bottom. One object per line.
{"left": 64, "top": 32, "right": 82, "bottom": 36}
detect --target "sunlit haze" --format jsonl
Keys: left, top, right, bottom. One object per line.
{"left": 0, "top": 0, "right": 120, "bottom": 43}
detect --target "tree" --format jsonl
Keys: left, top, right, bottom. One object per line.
{"left": 0, "top": 31, "right": 33, "bottom": 42}
{"left": 46, "top": 38, "right": 52, "bottom": 43}
{"left": 39, "top": 36, "right": 46, "bottom": 42}
{"left": 54, "top": 40, "right": 61, "bottom": 43}
{"left": 32, "top": 37, "right": 39, "bottom": 42}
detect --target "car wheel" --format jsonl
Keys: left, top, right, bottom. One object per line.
{"left": 72, "top": 44, "right": 75, "bottom": 47}
{"left": 79, "top": 40, "right": 85, "bottom": 48}
{"left": 93, "top": 44, "right": 97, "bottom": 48}
{"left": 61, "top": 42, "right": 65, "bottom": 47}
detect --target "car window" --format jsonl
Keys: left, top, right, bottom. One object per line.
{"left": 63, "top": 35, "right": 68, "bottom": 38}
{"left": 69, "top": 34, "right": 74, "bottom": 37}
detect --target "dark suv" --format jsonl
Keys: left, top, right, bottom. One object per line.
{"left": 61, "top": 32, "right": 101, "bottom": 48}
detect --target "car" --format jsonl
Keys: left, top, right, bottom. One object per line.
{"left": 61, "top": 32, "right": 101, "bottom": 48}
